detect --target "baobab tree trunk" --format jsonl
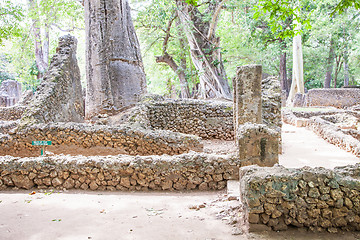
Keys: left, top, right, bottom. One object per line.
{"left": 175, "top": 0, "right": 232, "bottom": 99}
{"left": 84, "top": 0, "right": 146, "bottom": 119}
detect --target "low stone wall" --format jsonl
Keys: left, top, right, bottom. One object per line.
{"left": 0, "top": 122, "right": 202, "bottom": 157}
{"left": 240, "top": 164, "right": 360, "bottom": 232}
{"left": 121, "top": 77, "right": 281, "bottom": 141}
{"left": 306, "top": 89, "right": 360, "bottom": 109}
{"left": 307, "top": 116, "right": 360, "bottom": 156}
{"left": 0, "top": 121, "right": 18, "bottom": 134}
{"left": 0, "top": 153, "right": 241, "bottom": 191}
{"left": 0, "top": 106, "right": 26, "bottom": 121}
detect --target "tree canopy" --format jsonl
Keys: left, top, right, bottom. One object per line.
{"left": 0, "top": 0, "right": 359, "bottom": 96}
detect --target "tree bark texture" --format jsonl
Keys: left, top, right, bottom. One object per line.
{"left": 324, "top": 38, "right": 335, "bottom": 88}
{"left": 176, "top": 0, "right": 232, "bottom": 99}
{"left": 85, "top": 0, "right": 147, "bottom": 119}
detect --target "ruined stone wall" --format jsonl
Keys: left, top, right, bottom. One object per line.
{"left": 240, "top": 164, "right": 360, "bottom": 232}
{"left": 0, "top": 80, "right": 22, "bottom": 107}
{"left": 0, "top": 106, "right": 26, "bottom": 121}
{"left": 0, "top": 153, "right": 240, "bottom": 191}
{"left": 307, "top": 116, "right": 360, "bottom": 156}
{"left": 131, "top": 98, "right": 234, "bottom": 140}
{"left": 123, "top": 77, "right": 281, "bottom": 141}
{"left": 21, "top": 35, "right": 84, "bottom": 126}
{"left": 0, "top": 122, "right": 202, "bottom": 157}
{"left": 305, "top": 89, "right": 360, "bottom": 109}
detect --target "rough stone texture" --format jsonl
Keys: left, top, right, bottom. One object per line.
{"left": 233, "top": 65, "right": 263, "bottom": 134}
{"left": 293, "top": 93, "right": 306, "bottom": 108}
{"left": 122, "top": 96, "right": 234, "bottom": 140}
{"left": 0, "top": 153, "right": 243, "bottom": 191}
{"left": 0, "top": 120, "right": 18, "bottom": 134}
{"left": 305, "top": 89, "right": 360, "bottom": 109}
{"left": 85, "top": 0, "right": 146, "bottom": 119}
{"left": 233, "top": 66, "right": 280, "bottom": 165}
{"left": 16, "top": 90, "right": 34, "bottom": 106}
{"left": 0, "top": 106, "right": 26, "bottom": 121}
{"left": 0, "top": 122, "right": 202, "bottom": 157}
{"left": 237, "top": 123, "right": 279, "bottom": 167}
{"left": 0, "top": 80, "right": 22, "bottom": 107}
{"left": 20, "top": 35, "right": 84, "bottom": 126}
{"left": 240, "top": 164, "right": 360, "bottom": 232}
{"left": 261, "top": 77, "right": 282, "bottom": 130}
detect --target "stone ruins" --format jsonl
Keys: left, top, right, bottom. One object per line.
{"left": 0, "top": 80, "right": 22, "bottom": 107}
{"left": 0, "top": 34, "right": 359, "bottom": 234}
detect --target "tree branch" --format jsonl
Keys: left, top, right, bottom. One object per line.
{"left": 51, "top": 23, "right": 84, "bottom": 32}
{"left": 207, "top": 0, "right": 229, "bottom": 39}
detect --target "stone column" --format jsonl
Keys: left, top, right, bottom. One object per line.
{"left": 233, "top": 64, "right": 278, "bottom": 167}
{"left": 233, "top": 64, "right": 262, "bottom": 134}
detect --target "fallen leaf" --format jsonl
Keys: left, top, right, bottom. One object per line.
{"left": 29, "top": 191, "right": 36, "bottom": 195}
{"left": 52, "top": 219, "right": 61, "bottom": 222}
{"left": 100, "top": 209, "right": 106, "bottom": 213}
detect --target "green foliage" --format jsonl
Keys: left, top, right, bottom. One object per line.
{"left": 253, "top": 0, "right": 312, "bottom": 39}
{"left": 0, "top": 1, "right": 24, "bottom": 44}
{"left": 332, "top": 0, "right": 360, "bottom": 14}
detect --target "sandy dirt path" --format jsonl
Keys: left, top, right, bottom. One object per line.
{"left": 280, "top": 124, "right": 359, "bottom": 169}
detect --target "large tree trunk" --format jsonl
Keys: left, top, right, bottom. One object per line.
{"left": 84, "top": 0, "right": 147, "bottom": 119}
{"left": 28, "top": 0, "right": 48, "bottom": 79}
{"left": 324, "top": 38, "right": 335, "bottom": 88}
{"left": 175, "top": 0, "right": 232, "bottom": 99}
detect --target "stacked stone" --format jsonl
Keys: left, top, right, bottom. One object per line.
{"left": 261, "top": 77, "right": 282, "bottom": 130}
{"left": 0, "top": 153, "right": 240, "bottom": 191}
{"left": 240, "top": 165, "right": 360, "bottom": 232}
{"left": 233, "top": 65, "right": 280, "bottom": 165}
{"left": 0, "top": 106, "right": 26, "bottom": 121}
{"left": 129, "top": 98, "right": 234, "bottom": 140}
{"left": 20, "top": 35, "right": 84, "bottom": 126}
{"left": 0, "top": 122, "right": 202, "bottom": 157}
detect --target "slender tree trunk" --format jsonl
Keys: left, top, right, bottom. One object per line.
{"left": 176, "top": 0, "right": 232, "bottom": 99}
{"left": 279, "top": 52, "right": 288, "bottom": 94}
{"left": 84, "top": 0, "right": 147, "bottom": 119}
{"left": 324, "top": 38, "right": 335, "bottom": 88}
{"left": 177, "top": 19, "right": 191, "bottom": 98}
{"left": 287, "top": 20, "right": 304, "bottom": 105}
{"left": 343, "top": 50, "right": 349, "bottom": 86}
{"left": 28, "top": 0, "right": 48, "bottom": 79}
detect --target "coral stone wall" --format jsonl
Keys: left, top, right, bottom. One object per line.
{"left": 0, "top": 106, "right": 26, "bottom": 121}
{"left": 240, "top": 165, "right": 360, "bottom": 232}
{"left": 0, "top": 153, "right": 240, "bottom": 191}
{"left": 0, "top": 123, "right": 202, "bottom": 157}
{"left": 306, "top": 89, "right": 360, "bottom": 109}
{"left": 139, "top": 99, "right": 234, "bottom": 140}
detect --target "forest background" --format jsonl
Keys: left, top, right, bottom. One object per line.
{"left": 0, "top": 0, "right": 359, "bottom": 98}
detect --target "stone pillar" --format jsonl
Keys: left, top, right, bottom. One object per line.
{"left": 233, "top": 64, "right": 278, "bottom": 167}
{"left": 0, "top": 80, "right": 22, "bottom": 107}
{"left": 233, "top": 64, "right": 262, "bottom": 135}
